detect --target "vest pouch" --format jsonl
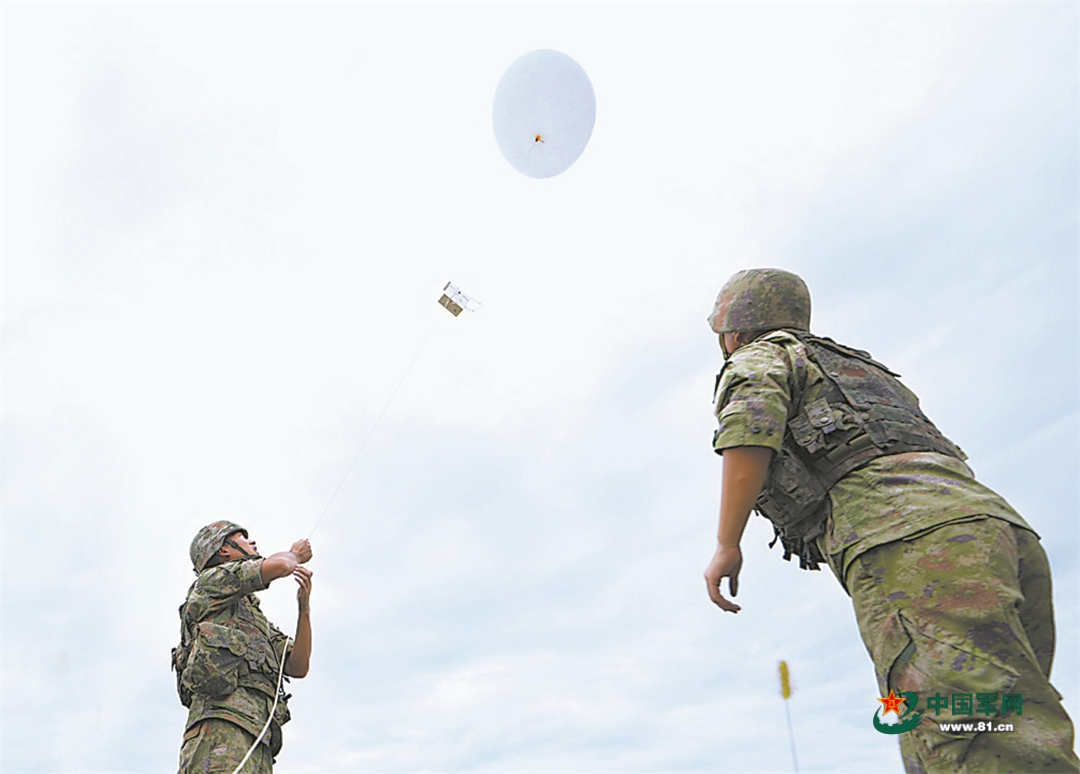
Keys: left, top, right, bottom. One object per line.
{"left": 756, "top": 446, "right": 830, "bottom": 569}
{"left": 244, "top": 635, "right": 280, "bottom": 678}
{"left": 181, "top": 622, "right": 250, "bottom": 699}
{"left": 790, "top": 398, "right": 863, "bottom": 456}
{"left": 760, "top": 445, "right": 829, "bottom": 524}
{"left": 171, "top": 645, "right": 193, "bottom": 708}
{"left": 267, "top": 683, "right": 293, "bottom": 757}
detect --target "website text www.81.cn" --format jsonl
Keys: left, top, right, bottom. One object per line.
{"left": 938, "top": 721, "right": 1015, "bottom": 732}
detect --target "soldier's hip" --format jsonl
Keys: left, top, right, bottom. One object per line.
{"left": 178, "top": 718, "right": 273, "bottom": 774}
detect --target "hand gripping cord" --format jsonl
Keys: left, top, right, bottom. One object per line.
{"left": 231, "top": 637, "right": 292, "bottom": 774}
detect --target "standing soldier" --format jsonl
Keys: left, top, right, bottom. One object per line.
{"left": 173, "top": 521, "right": 313, "bottom": 773}
{"left": 703, "top": 268, "right": 1078, "bottom": 773}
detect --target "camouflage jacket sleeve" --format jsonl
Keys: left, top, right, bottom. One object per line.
{"left": 712, "top": 336, "right": 796, "bottom": 454}
{"left": 184, "top": 558, "right": 268, "bottom": 626}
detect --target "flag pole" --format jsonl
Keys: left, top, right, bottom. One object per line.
{"left": 779, "top": 660, "right": 799, "bottom": 773}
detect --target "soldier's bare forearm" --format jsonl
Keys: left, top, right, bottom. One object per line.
{"left": 260, "top": 540, "right": 312, "bottom": 585}
{"left": 285, "top": 610, "right": 311, "bottom": 677}
{"left": 704, "top": 446, "right": 773, "bottom": 613}
{"left": 285, "top": 566, "right": 312, "bottom": 677}
{"left": 717, "top": 446, "right": 773, "bottom": 548}
{"left": 260, "top": 551, "right": 300, "bottom": 585}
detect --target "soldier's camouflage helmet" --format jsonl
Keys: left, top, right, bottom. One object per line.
{"left": 708, "top": 268, "right": 811, "bottom": 334}
{"left": 190, "top": 520, "right": 248, "bottom": 573}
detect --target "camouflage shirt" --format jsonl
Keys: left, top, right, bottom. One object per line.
{"left": 712, "top": 329, "right": 1033, "bottom": 588}
{"left": 181, "top": 558, "right": 292, "bottom": 740}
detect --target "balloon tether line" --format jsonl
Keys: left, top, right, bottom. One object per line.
{"left": 307, "top": 317, "right": 438, "bottom": 539}
{"left": 233, "top": 310, "right": 443, "bottom": 772}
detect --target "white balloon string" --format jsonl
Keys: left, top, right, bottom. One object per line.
{"left": 307, "top": 315, "right": 440, "bottom": 538}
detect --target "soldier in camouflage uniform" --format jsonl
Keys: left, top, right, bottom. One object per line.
{"left": 173, "top": 521, "right": 313, "bottom": 773}
{"left": 702, "top": 269, "right": 1078, "bottom": 773}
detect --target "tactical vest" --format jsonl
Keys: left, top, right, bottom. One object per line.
{"left": 171, "top": 571, "right": 292, "bottom": 741}
{"left": 722, "top": 331, "right": 966, "bottom": 571}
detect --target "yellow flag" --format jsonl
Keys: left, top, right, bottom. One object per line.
{"left": 779, "top": 660, "right": 792, "bottom": 699}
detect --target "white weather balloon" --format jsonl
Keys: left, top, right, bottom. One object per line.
{"left": 492, "top": 50, "right": 596, "bottom": 179}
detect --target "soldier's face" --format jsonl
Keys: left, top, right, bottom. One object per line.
{"left": 720, "top": 332, "right": 739, "bottom": 359}
{"left": 221, "top": 531, "right": 258, "bottom": 559}
{"left": 720, "top": 331, "right": 750, "bottom": 359}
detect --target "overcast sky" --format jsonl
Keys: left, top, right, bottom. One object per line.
{"left": 2, "top": 3, "right": 1077, "bottom": 773}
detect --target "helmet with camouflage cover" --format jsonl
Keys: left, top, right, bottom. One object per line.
{"left": 708, "top": 268, "right": 811, "bottom": 334}
{"left": 189, "top": 520, "right": 248, "bottom": 573}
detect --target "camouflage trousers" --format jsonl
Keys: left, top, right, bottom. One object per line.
{"left": 848, "top": 517, "right": 1078, "bottom": 773}
{"left": 179, "top": 719, "right": 273, "bottom": 774}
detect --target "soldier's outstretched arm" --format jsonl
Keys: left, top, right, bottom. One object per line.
{"left": 260, "top": 539, "right": 313, "bottom": 586}
{"left": 704, "top": 446, "right": 772, "bottom": 613}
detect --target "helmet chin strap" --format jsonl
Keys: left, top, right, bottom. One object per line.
{"left": 224, "top": 536, "right": 259, "bottom": 559}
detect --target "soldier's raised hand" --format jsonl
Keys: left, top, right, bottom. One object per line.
{"left": 290, "top": 539, "right": 313, "bottom": 563}
{"left": 293, "top": 565, "right": 313, "bottom": 611}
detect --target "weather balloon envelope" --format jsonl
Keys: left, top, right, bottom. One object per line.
{"left": 493, "top": 50, "right": 596, "bottom": 178}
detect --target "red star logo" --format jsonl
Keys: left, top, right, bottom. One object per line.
{"left": 878, "top": 690, "right": 906, "bottom": 717}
